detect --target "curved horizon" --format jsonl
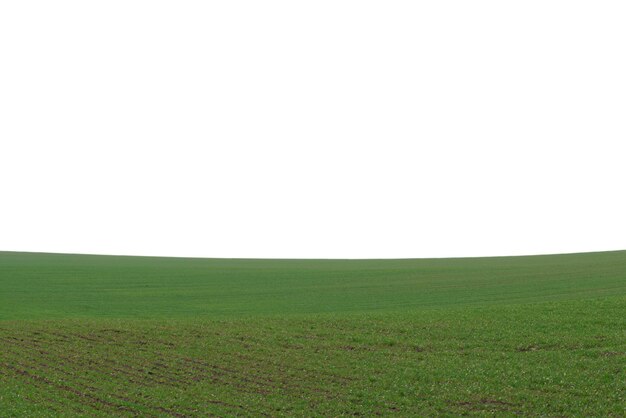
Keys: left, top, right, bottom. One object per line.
{"left": 1, "top": 247, "right": 626, "bottom": 260}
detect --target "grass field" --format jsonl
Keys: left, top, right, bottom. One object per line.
{"left": 1, "top": 251, "right": 625, "bottom": 416}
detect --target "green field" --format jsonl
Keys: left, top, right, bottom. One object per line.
{"left": 1, "top": 251, "right": 625, "bottom": 416}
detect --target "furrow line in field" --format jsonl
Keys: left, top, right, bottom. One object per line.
{"left": 1, "top": 336, "right": 192, "bottom": 388}
{"left": 1, "top": 349, "right": 205, "bottom": 417}
{"left": 2, "top": 363, "right": 140, "bottom": 415}
{"left": 182, "top": 356, "right": 342, "bottom": 401}
{"left": 1, "top": 338, "right": 255, "bottom": 416}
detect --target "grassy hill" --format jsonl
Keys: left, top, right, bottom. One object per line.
{"left": 1, "top": 250, "right": 625, "bottom": 319}
{"left": 1, "top": 251, "right": 625, "bottom": 416}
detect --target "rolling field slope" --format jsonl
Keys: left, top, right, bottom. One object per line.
{"left": 1, "top": 251, "right": 625, "bottom": 416}
{"left": 1, "top": 250, "right": 625, "bottom": 319}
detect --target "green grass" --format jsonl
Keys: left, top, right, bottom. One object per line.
{"left": 1, "top": 251, "right": 625, "bottom": 416}
{"left": 2, "top": 250, "right": 626, "bottom": 319}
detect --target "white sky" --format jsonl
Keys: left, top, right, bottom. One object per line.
{"left": 1, "top": 1, "right": 625, "bottom": 259}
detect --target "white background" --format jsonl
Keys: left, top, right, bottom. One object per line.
{"left": 1, "top": 1, "right": 625, "bottom": 259}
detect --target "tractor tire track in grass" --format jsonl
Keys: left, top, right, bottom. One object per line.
{"left": 1, "top": 336, "right": 239, "bottom": 416}
{"left": 2, "top": 328, "right": 350, "bottom": 403}
{"left": 2, "top": 361, "right": 213, "bottom": 418}
{"left": 2, "top": 355, "right": 179, "bottom": 417}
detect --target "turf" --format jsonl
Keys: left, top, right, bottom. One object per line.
{"left": 1, "top": 251, "right": 625, "bottom": 416}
